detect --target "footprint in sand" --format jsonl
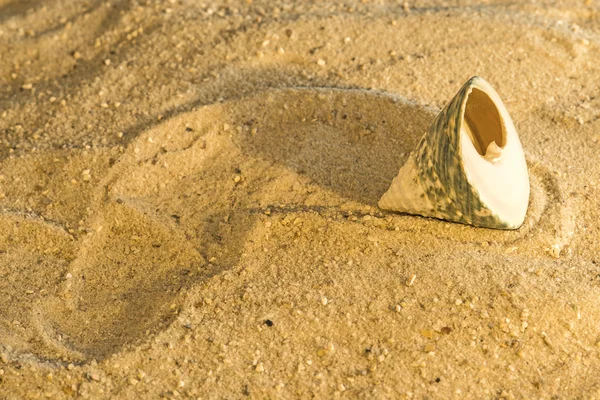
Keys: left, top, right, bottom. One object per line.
{"left": 0, "top": 87, "right": 574, "bottom": 363}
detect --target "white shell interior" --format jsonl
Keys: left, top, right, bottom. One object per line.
{"left": 460, "top": 83, "right": 530, "bottom": 228}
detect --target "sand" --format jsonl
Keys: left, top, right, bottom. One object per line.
{"left": 1, "top": 0, "right": 600, "bottom": 398}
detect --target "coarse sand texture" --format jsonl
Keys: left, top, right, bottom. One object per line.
{"left": 0, "top": 1, "right": 598, "bottom": 399}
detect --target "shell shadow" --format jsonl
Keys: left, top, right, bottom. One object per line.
{"left": 220, "top": 87, "right": 571, "bottom": 248}
{"left": 38, "top": 87, "right": 431, "bottom": 362}
{"left": 0, "top": 0, "right": 54, "bottom": 23}
{"left": 228, "top": 87, "right": 434, "bottom": 207}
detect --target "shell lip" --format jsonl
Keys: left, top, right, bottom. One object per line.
{"left": 456, "top": 76, "right": 530, "bottom": 228}
{"left": 457, "top": 76, "right": 509, "bottom": 158}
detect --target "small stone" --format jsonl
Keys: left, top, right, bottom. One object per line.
{"left": 317, "top": 59, "right": 326, "bottom": 66}
{"left": 129, "top": 378, "right": 139, "bottom": 385}
{"left": 548, "top": 243, "right": 562, "bottom": 258}
{"left": 505, "top": 246, "right": 518, "bottom": 254}
{"left": 542, "top": 332, "right": 553, "bottom": 348}
{"left": 321, "top": 296, "right": 328, "bottom": 305}
{"left": 406, "top": 274, "right": 416, "bottom": 287}
{"left": 104, "top": 59, "right": 111, "bottom": 66}
{"left": 420, "top": 329, "right": 434, "bottom": 339}
{"left": 395, "top": 304, "right": 402, "bottom": 312}
{"left": 423, "top": 343, "right": 436, "bottom": 353}
{"left": 255, "top": 363, "right": 265, "bottom": 372}
{"left": 22, "top": 83, "right": 33, "bottom": 90}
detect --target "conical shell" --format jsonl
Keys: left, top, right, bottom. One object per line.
{"left": 379, "top": 76, "right": 530, "bottom": 229}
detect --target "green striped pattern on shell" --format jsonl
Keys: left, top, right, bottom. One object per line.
{"left": 411, "top": 76, "right": 511, "bottom": 229}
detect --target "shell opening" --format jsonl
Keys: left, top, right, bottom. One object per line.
{"left": 463, "top": 88, "right": 506, "bottom": 158}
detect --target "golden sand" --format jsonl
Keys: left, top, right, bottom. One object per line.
{"left": 1, "top": 0, "right": 599, "bottom": 398}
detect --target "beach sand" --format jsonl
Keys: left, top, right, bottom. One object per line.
{"left": 1, "top": 0, "right": 600, "bottom": 398}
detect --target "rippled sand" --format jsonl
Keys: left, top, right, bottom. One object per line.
{"left": 1, "top": 0, "right": 600, "bottom": 398}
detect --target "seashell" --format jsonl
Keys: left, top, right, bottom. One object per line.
{"left": 379, "top": 76, "right": 530, "bottom": 229}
